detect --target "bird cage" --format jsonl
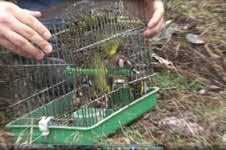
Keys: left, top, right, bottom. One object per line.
{"left": 1, "top": 0, "right": 159, "bottom": 144}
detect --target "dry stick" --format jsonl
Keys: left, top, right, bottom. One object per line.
{"left": 174, "top": 42, "right": 181, "bottom": 59}
{"left": 137, "top": 121, "right": 159, "bottom": 143}
{"left": 189, "top": 47, "right": 226, "bottom": 86}
{"left": 204, "top": 43, "right": 221, "bottom": 59}
{"left": 172, "top": 97, "right": 211, "bottom": 146}
{"left": 119, "top": 122, "right": 138, "bottom": 144}
{"left": 171, "top": 97, "right": 196, "bottom": 137}
{"left": 119, "top": 125, "right": 131, "bottom": 144}
{"left": 200, "top": 23, "right": 217, "bottom": 37}
{"left": 212, "top": 45, "right": 226, "bottom": 71}
{"left": 212, "top": 44, "right": 224, "bottom": 56}
{"left": 174, "top": 105, "right": 197, "bottom": 138}
{"left": 151, "top": 63, "right": 209, "bottom": 86}
{"left": 154, "top": 38, "right": 224, "bottom": 85}
{"left": 177, "top": 69, "right": 208, "bottom": 85}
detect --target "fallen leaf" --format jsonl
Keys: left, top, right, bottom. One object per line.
{"left": 186, "top": 33, "right": 206, "bottom": 44}
{"left": 151, "top": 53, "right": 175, "bottom": 70}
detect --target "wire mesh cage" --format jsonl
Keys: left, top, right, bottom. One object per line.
{"left": 1, "top": 0, "right": 159, "bottom": 144}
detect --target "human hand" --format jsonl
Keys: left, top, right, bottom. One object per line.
{"left": 144, "top": 0, "right": 165, "bottom": 38}
{"left": 0, "top": 1, "right": 52, "bottom": 60}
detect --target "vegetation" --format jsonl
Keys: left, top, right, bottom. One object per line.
{"left": 105, "top": 0, "right": 226, "bottom": 146}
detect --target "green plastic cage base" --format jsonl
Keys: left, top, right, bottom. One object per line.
{"left": 72, "top": 108, "right": 114, "bottom": 127}
{"left": 6, "top": 87, "right": 159, "bottom": 144}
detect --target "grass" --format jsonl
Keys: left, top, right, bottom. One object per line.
{"left": 151, "top": 71, "right": 203, "bottom": 91}
{"left": 120, "top": 127, "right": 152, "bottom": 144}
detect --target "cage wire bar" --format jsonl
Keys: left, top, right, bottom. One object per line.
{"left": 0, "top": 0, "right": 158, "bottom": 144}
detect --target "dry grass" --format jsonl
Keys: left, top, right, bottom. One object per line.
{"left": 105, "top": 0, "right": 226, "bottom": 146}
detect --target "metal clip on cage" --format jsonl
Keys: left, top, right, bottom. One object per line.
{"left": 1, "top": 0, "right": 159, "bottom": 144}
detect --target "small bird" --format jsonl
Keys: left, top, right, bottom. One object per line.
{"left": 95, "top": 96, "right": 109, "bottom": 109}
{"left": 76, "top": 90, "right": 83, "bottom": 97}
{"left": 74, "top": 97, "right": 81, "bottom": 107}
{"left": 104, "top": 38, "right": 123, "bottom": 57}
{"left": 105, "top": 54, "right": 132, "bottom": 69}
{"left": 114, "top": 54, "right": 132, "bottom": 69}
{"left": 73, "top": 90, "right": 82, "bottom": 107}
{"left": 130, "top": 81, "right": 146, "bottom": 99}
{"left": 103, "top": 36, "right": 132, "bottom": 70}
{"left": 82, "top": 77, "right": 94, "bottom": 88}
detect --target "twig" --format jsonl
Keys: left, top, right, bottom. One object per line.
{"left": 172, "top": 98, "right": 196, "bottom": 137}
{"left": 200, "top": 23, "right": 217, "bottom": 37}
{"left": 174, "top": 42, "right": 181, "bottom": 59}
{"left": 204, "top": 44, "right": 220, "bottom": 59}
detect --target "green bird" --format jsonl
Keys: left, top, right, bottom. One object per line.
{"left": 104, "top": 38, "right": 123, "bottom": 57}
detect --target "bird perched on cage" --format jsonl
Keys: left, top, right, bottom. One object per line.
{"left": 101, "top": 37, "right": 130, "bottom": 92}
{"left": 104, "top": 38, "right": 123, "bottom": 57}
{"left": 130, "top": 81, "right": 146, "bottom": 99}
{"left": 102, "top": 37, "right": 133, "bottom": 69}
{"left": 73, "top": 92, "right": 82, "bottom": 108}
{"left": 104, "top": 54, "right": 133, "bottom": 91}
{"left": 95, "top": 96, "right": 109, "bottom": 109}
{"left": 82, "top": 77, "right": 94, "bottom": 88}
{"left": 104, "top": 54, "right": 133, "bottom": 70}
{"left": 114, "top": 54, "right": 132, "bottom": 69}
{"left": 73, "top": 77, "right": 94, "bottom": 107}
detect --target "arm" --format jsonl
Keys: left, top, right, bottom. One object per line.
{"left": 0, "top": 1, "right": 52, "bottom": 59}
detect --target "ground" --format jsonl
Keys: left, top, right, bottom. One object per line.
{"left": 103, "top": 0, "right": 226, "bottom": 146}
{"left": 0, "top": 0, "right": 226, "bottom": 148}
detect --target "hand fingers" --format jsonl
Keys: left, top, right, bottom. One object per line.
{"left": 0, "top": 37, "right": 32, "bottom": 58}
{"left": 8, "top": 15, "right": 52, "bottom": 53}
{"left": 147, "top": 0, "right": 164, "bottom": 29}
{"left": 13, "top": 9, "right": 51, "bottom": 40}
{"left": 144, "top": 17, "right": 164, "bottom": 38}
{"left": 0, "top": 37, "right": 16, "bottom": 51}
{"left": 23, "top": 9, "right": 41, "bottom": 18}
{"left": 3, "top": 30, "right": 45, "bottom": 60}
